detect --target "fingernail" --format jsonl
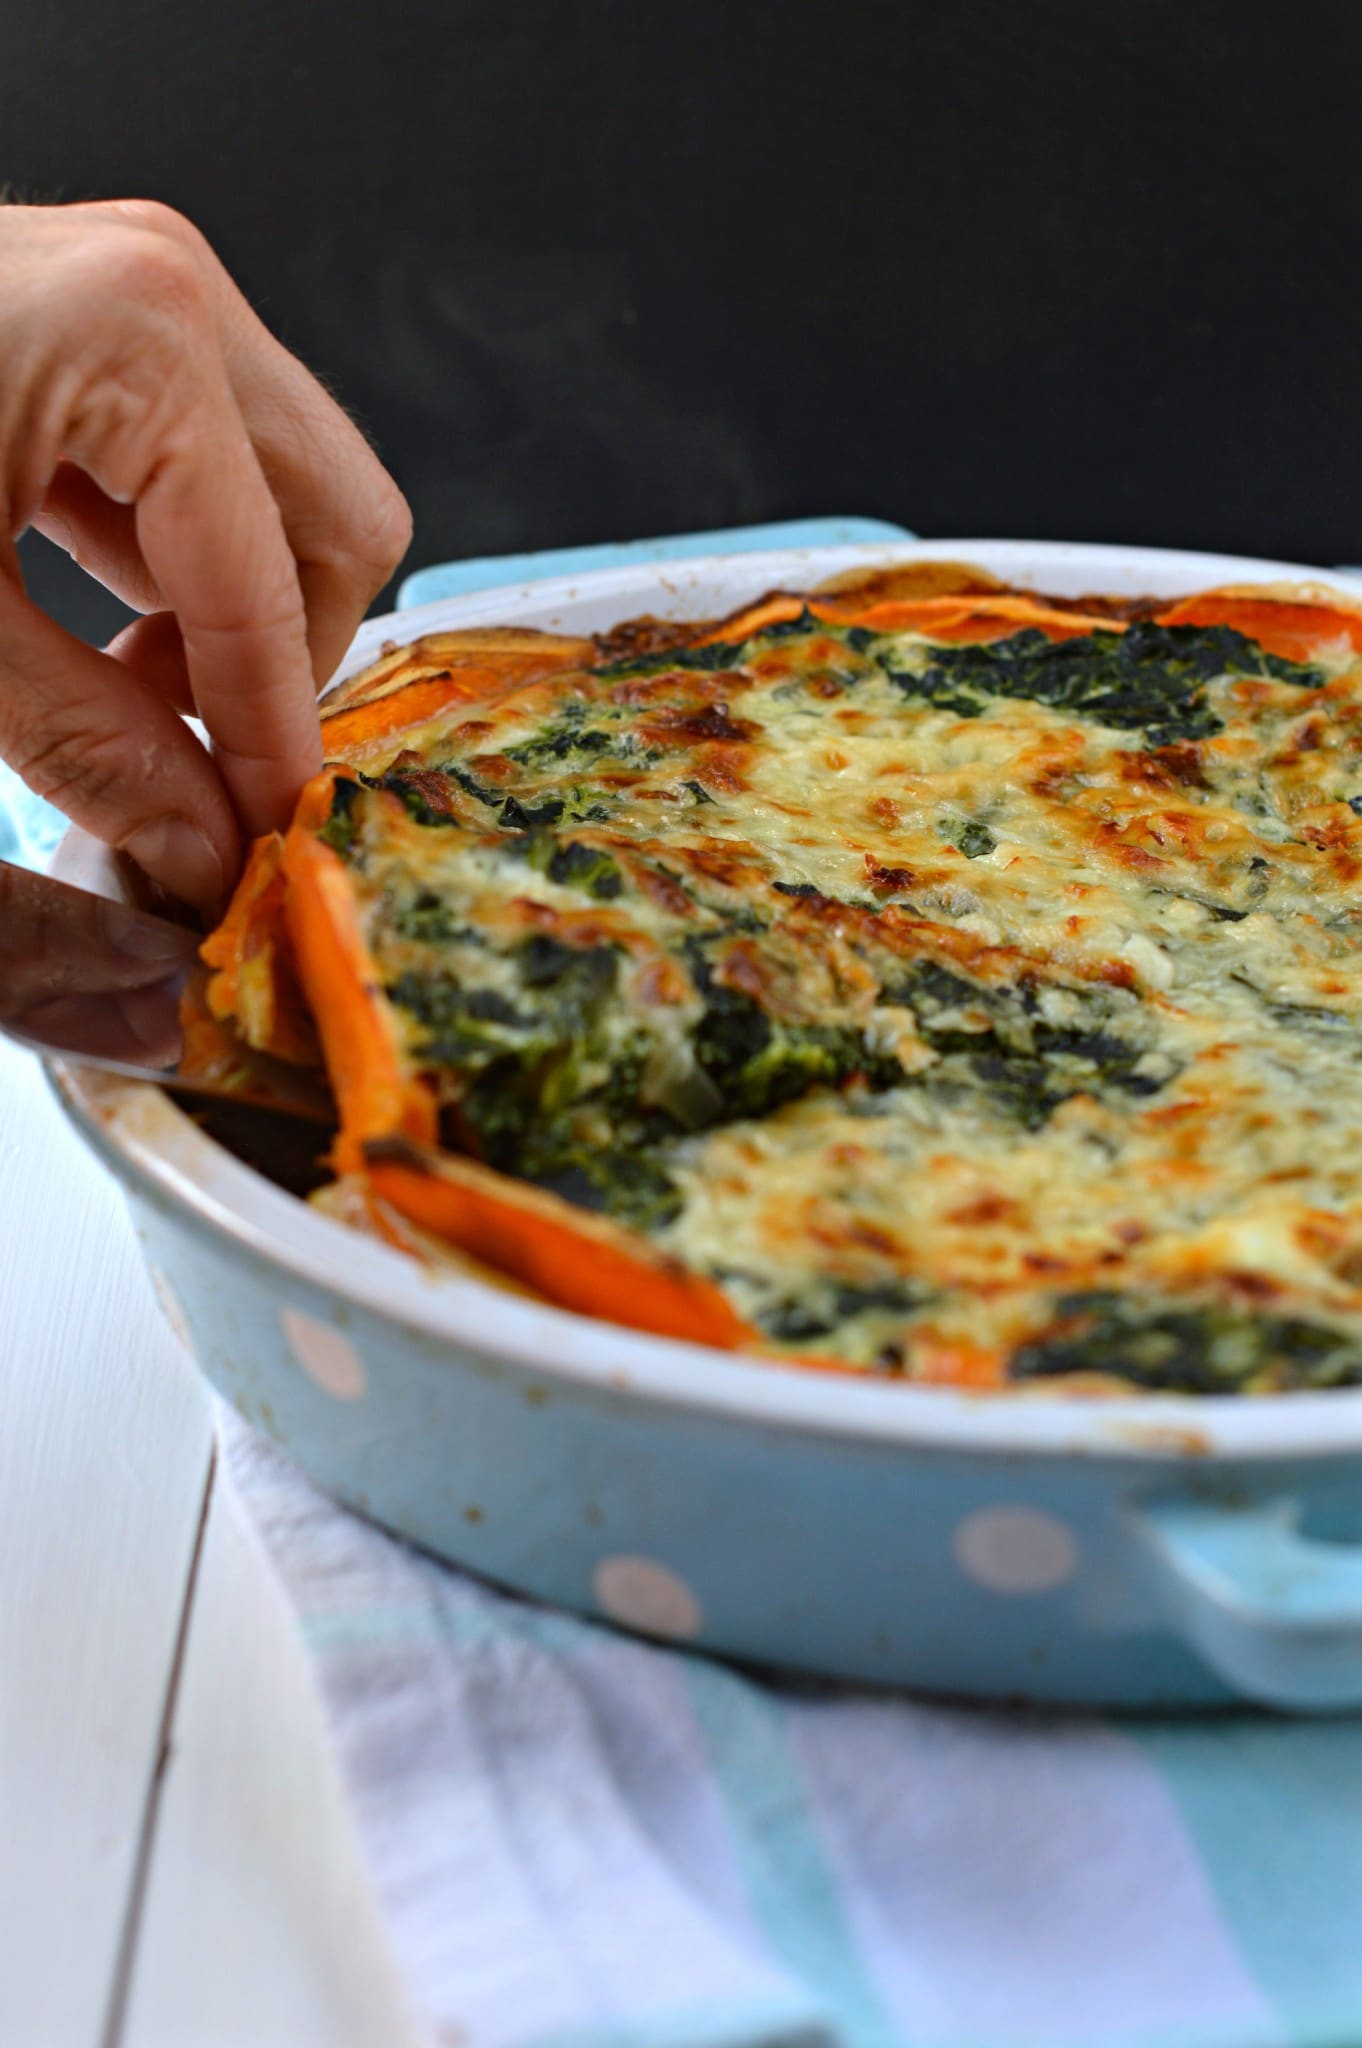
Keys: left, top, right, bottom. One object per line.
{"left": 95, "top": 896, "right": 202, "bottom": 966}
{"left": 123, "top": 820, "right": 225, "bottom": 915}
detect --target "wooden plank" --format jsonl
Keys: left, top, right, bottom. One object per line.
{"left": 123, "top": 1454, "right": 423, "bottom": 2048}
{"left": 0, "top": 1040, "right": 215, "bottom": 2048}
{"left": 0, "top": 1038, "right": 418, "bottom": 2044}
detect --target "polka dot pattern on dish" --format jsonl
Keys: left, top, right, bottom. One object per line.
{"left": 953, "top": 1506, "right": 1079, "bottom": 1594}
{"left": 593, "top": 1554, "right": 703, "bottom": 1639}
{"left": 282, "top": 1307, "right": 367, "bottom": 1401}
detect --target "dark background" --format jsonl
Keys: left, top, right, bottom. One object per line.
{"left": 8, "top": 0, "right": 1362, "bottom": 643}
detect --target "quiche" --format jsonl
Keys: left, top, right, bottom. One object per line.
{"left": 201, "top": 563, "right": 1362, "bottom": 1395}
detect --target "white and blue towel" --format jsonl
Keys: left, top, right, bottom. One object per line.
{"left": 224, "top": 1412, "right": 1362, "bottom": 2048}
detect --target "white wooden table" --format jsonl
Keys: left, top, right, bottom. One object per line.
{"left": 0, "top": 1037, "right": 422, "bottom": 2047}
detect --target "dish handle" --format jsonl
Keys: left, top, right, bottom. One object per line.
{"left": 1133, "top": 1496, "right": 1362, "bottom": 1712}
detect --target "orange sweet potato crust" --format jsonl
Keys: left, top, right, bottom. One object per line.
{"left": 199, "top": 833, "right": 317, "bottom": 1066}
{"left": 279, "top": 790, "right": 437, "bottom": 1173}
{"left": 364, "top": 1138, "right": 756, "bottom": 1348}
{"left": 1154, "top": 585, "right": 1362, "bottom": 663}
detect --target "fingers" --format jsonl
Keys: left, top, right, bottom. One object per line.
{"left": 45, "top": 230, "right": 325, "bottom": 835}
{"left": 32, "top": 461, "right": 165, "bottom": 614}
{"left": 0, "top": 570, "right": 241, "bottom": 913}
{"left": 0, "top": 201, "right": 408, "bottom": 872}
{"left": 106, "top": 613, "right": 196, "bottom": 716}
{"left": 32, "top": 349, "right": 411, "bottom": 694}
{"left": 222, "top": 355, "right": 413, "bottom": 688}
{"left": 128, "top": 392, "right": 325, "bottom": 834}
{"left": 82, "top": 201, "right": 413, "bottom": 687}
{"left": 10, "top": 984, "right": 185, "bottom": 1069}
{"left": 0, "top": 858, "right": 199, "bottom": 1020}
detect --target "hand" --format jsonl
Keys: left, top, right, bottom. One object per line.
{"left": 0, "top": 857, "right": 198, "bottom": 1067}
{"left": 0, "top": 201, "right": 412, "bottom": 914}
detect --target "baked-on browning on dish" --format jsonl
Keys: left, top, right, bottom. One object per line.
{"left": 201, "top": 563, "right": 1362, "bottom": 1394}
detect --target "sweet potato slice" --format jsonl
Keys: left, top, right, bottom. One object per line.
{"left": 694, "top": 589, "right": 1128, "bottom": 652}
{"left": 321, "top": 668, "right": 550, "bottom": 765}
{"left": 1154, "top": 583, "right": 1362, "bottom": 663}
{"left": 311, "top": 1174, "right": 536, "bottom": 1293}
{"left": 200, "top": 834, "right": 318, "bottom": 1066}
{"left": 325, "top": 626, "right": 595, "bottom": 714}
{"left": 909, "top": 1338, "right": 1010, "bottom": 1389}
{"left": 177, "top": 968, "right": 335, "bottom": 1121}
{"left": 692, "top": 595, "right": 811, "bottom": 646}
{"left": 291, "top": 771, "right": 345, "bottom": 834}
{"left": 321, "top": 628, "right": 596, "bottom": 767}
{"left": 813, "top": 592, "right": 1126, "bottom": 641}
{"left": 813, "top": 559, "right": 1006, "bottom": 604}
{"left": 364, "top": 1137, "right": 756, "bottom": 1348}
{"left": 279, "top": 809, "right": 436, "bottom": 1172}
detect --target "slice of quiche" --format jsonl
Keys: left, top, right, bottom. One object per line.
{"left": 202, "top": 564, "right": 1362, "bottom": 1393}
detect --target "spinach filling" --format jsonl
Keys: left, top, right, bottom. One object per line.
{"left": 388, "top": 887, "right": 466, "bottom": 945}
{"left": 939, "top": 818, "right": 996, "bottom": 860}
{"left": 881, "top": 962, "right": 1171, "bottom": 1128}
{"left": 956, "top": 821, "right": 997, "bottom": 859}
{"left": 596, "top": 607, "right": 850, "bottom": 682}
{"left": 596, "top": 610, "right": 1323, "bottom": 753}
{"left": 385, "top": 909, "right": 922, "bottom": 1226}
{"left": 597, "top": 635, "right": 751, "bottom": 679}
{"left": 1011, "top": 1292, "right": 1362, "bottom": 1394}
{"left": 685, "top": 938, "right": 905, "bottom": 1120}
{"left": 880, "top": 623, "right": 1323, "bottom": 745}
{"left": 507, "top": 1138, "right": 683, "bottom": 1231}
{"left": 508, "top": 831, "right": 624, "bottom": 900}
{"left": 316, "top": 774, "right": 365, "bottom": 855}
{"left": 757, "top": 1277, "right": 930, "bottom": 1345}
{"left": 1231, "top": 975, "right": 1362, "bottom": 1041}
{"left": 503, "top": 699, "right": 617, "bottom": 766}
{"left": 452, "top": 975, "right": 684, "bottom": 1233}
{"left": 389, "top": 936, "right": 685, "bottom": 1231}
{"left": 391, "top": 936, "right": 616, "bottom": 1064}
{"left": 371, "top": 762, "right": 616, "bottom": 833}
{"left": 447, "top": 765, "right": 502, "bottom": 808}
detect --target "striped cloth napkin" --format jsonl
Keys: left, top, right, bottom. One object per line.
{"left": 14, "top": 524, "right": 1362, "bottom": 2048}
{"left": 222, "top": 1410, "right": 1362, "bottom": 2048}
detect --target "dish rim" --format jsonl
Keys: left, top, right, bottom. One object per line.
{"left": 54, "top": 536, "right": 1362, "bottom": 1465}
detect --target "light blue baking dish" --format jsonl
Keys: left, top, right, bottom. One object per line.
{"left": 52, "top": 535, "right": 1362, "bottom": 1714}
